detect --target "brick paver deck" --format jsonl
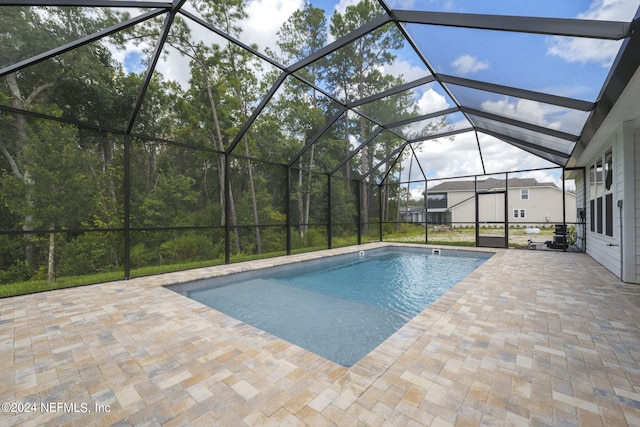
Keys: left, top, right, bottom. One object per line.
{"left": 2, "top": 243, "right": 640, "bottom": 426}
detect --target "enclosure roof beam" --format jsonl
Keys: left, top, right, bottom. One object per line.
{"left": 409, "top": 144, "right": 427, "bottom": 181}
{"left": 346, "top": 75, "right": 435, "bottom": 109}
{"left": 384, "top": 107, "right": 460, "bottom": 129}
{"left": 286, "top": 14, "right": 391, "bottom": 73}
{"left": 126, "top": 2, "right": 186, "bottom": 134}
{"left": 570, "top": 16, "right": 640, "bottom": 166}
{"left": 288, "top": 109, "right": 346, "bottom": 168}
{"left": 363, "top": 127, "right": 472, "bottom": 181}
{"left": 437, "top": 74, "right": 595, "bottom": 111}
{"left": 180, "top": 10, "right": 285, "bottom": 71}
{"left": 392, "top": 10, "right": 631, "bottom": 40}
{"left": 0, "top": 8, "right": 166, "bottom": 78}
{"left": 1, "top": 0, "right": 169, "bottom": 6}
{"left": 406, "top": 127, "right": 474, "bottom": 144}
{"left": 461, "top": 107, "right": 580, "bottom": 142}
{"left": 477, "top": 129, "right": 570, "bottom": 164}
{"left": 377, "top": 145, "right": 408, "bottom": 185}
{"left": 329, "top": 127, "right": 384, "bottom": 176}
{"left": 475, "top": 131, "right": 487, "bottom": 176}
{"left": 226, "top": 72, "right": 289, "bottom": 155}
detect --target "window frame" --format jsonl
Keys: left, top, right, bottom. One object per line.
{"left": 588, "top": 148, "right": 614, "bottom": 237}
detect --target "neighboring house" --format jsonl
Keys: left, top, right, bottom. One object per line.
{"left": 424, "top": 178, "right": 577, "bottom": 227}
{"left": 399, "top": 206, "right": 426, "bottom": 224}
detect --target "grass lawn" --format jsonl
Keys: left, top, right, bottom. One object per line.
{"left": 1, "top": 227, "right": 567, "bottom": 298}
{"left": 384, "top": 225, "right": 557, "bottom": 247}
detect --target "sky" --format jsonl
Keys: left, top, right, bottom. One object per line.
{"left": 116, "top": 0, "right": 640, "bottom": 198}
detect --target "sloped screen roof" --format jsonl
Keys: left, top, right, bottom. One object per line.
{"left": 1, "top": 0, "right": 639, "bottom": 181}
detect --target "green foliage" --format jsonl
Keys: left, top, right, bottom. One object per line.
{"left": 57, "top": 233, "right": 123, "bottom": 277}
{"left": 0, "top": 1, "right": 452, "bottom": 296}
{"left": 158, "top": 233, "right": 218, "bottom": 264}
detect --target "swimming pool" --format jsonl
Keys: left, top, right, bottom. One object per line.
{"left": 169, "top": 247, "right": 492, "bottom": 367}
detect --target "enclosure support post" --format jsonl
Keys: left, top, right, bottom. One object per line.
{"left": 425, "top": 179, "right": 428, "bottom": 244}
{"left": 357, "top": 180, "right": 362, "bottom": 245}
{"left": 285, "top": 166, "right": 291, "bottom": 255}
{"left": 474, "top": 177, "right": 479, "bottom": 246}
{"left": 224, "top": 153, "right": 230, "bottom": 264}
{"left": 379, "top": 184, "right": 383, "bottom": 242}
{"left": 505, "top": 173, "right": 509, "bottom": 248}
{"left": 123, "top": 134, "right": 131, "bottom": 280}
{"left": 327, "top": 174, "right": 332, "bottom": 249}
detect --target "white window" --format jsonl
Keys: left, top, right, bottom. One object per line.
{"left": 513, "top": 209, "right": 525, "bottom": 218}
{"left": 589, "top": 148, "right": 613, "bottom": 237}
{"left": 520, "top": 189, "right": 529, "bottom": 200}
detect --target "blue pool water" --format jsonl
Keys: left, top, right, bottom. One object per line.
{"left": 170, "top": 248, "right": 491, "bottom": 367}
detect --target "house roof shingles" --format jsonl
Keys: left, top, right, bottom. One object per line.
{"left": 428, "top": 178, "right": 557, "bottom": 193}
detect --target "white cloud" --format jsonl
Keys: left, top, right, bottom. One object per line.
{"left": 409, "top": 185, "right": 425, "bottom": 200}
{"left": 478, "top": 134, "right": 557, "bottom": 174}
{"left": 451, "top": 54, "right": 489, "bottom": 75}
{"left": 407, "top": 131, "right": 484, "bottom": 180}
{"left": 479, "top": 97, "right": 589, "bottom": 135}
{"left": 394, "top": 88, "right": 450, "bottom": 139}
{"left": 546, "top": 0, "right": 638, "bottom": 66}
{"left": 243, "top": 0, "right": 304, "bottom": 53}
{"left": 481, "top": 98, "right": 550, "bottom": 127}
{"left": 417, "top": 88, "right": 450, "bottom": 114}
{"left": 381, "top": 58, "right": 430, "bottom": 83}
{"left": 577, "top": 0, "right": 640, "bottom": 20}
{"left": 335, "top": 0, "right": 361, "bottom": 15}
{"left": 397, "top": 130, "right": 563, "bottom": 183}
{"left": 547, "top": 38, "right": 622, "bottom": 67}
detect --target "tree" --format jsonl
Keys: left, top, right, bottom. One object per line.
{"left": 328, "top": 0, "right": 404, "bottom": 230}
{"left": 0, "top": 6, "right": 124, "bottom": 274}
{"left": 271, "top": 1, "right": 328, "bottom": 238}
{"left": 1, "top": 120, "right": 96, "bottom": 283}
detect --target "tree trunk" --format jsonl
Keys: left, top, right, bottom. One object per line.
{"left": 405, "top": 155, "right": 414, "bottom": 228}
{"left": 3, "top": 73, "right": 37, "bottom": 268}
{"left": 48, "top": 224, "right": 55, "bottom": 285}
{"left": 396, "top": 156, "right": 402, "bottom": 232}
{"left": 298, "top": 163, "right": 304, "bottom": 238}
{"left": 244, "top": 136, "right": 261, "bottom": 254}
{"left": 228, "top": 184, "right": 241, "bottom": 253}
{"left": 303, "top": 144, "right": 315, "bottom": 236}
{"left": 344, "top": 110, "right": 350, "bottom": 181}
{"left": 360, "top": 117, "right": 368, "bottom": 233}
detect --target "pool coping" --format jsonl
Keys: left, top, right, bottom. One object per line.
{"left": 4, "top": 241, "right": 640, "bottom": 425}
{"left": 139, "top": 243, "right": 503, "bottom": 392}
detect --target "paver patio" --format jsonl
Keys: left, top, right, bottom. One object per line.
{"left": 2, "top": 243, "right": 640, "bottom": 426}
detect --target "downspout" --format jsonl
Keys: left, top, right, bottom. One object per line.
{"left": 619, "top": 199, "right": 624, "bottom": 280}
{"left": 583, "top": 167, "right": 588, "bottom": 253}
{"left": 562, "top": 168, "right": 566, "bottom": 252}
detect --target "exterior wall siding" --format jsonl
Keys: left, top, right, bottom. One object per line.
{"left": 634, "top": 128, "right": 640, "bottom": 283}
{"left": 585, "top": 131, "right": 622, "bottom": 278}
{"left": 444, "top": 188, "right": 576, "bottom": 226}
